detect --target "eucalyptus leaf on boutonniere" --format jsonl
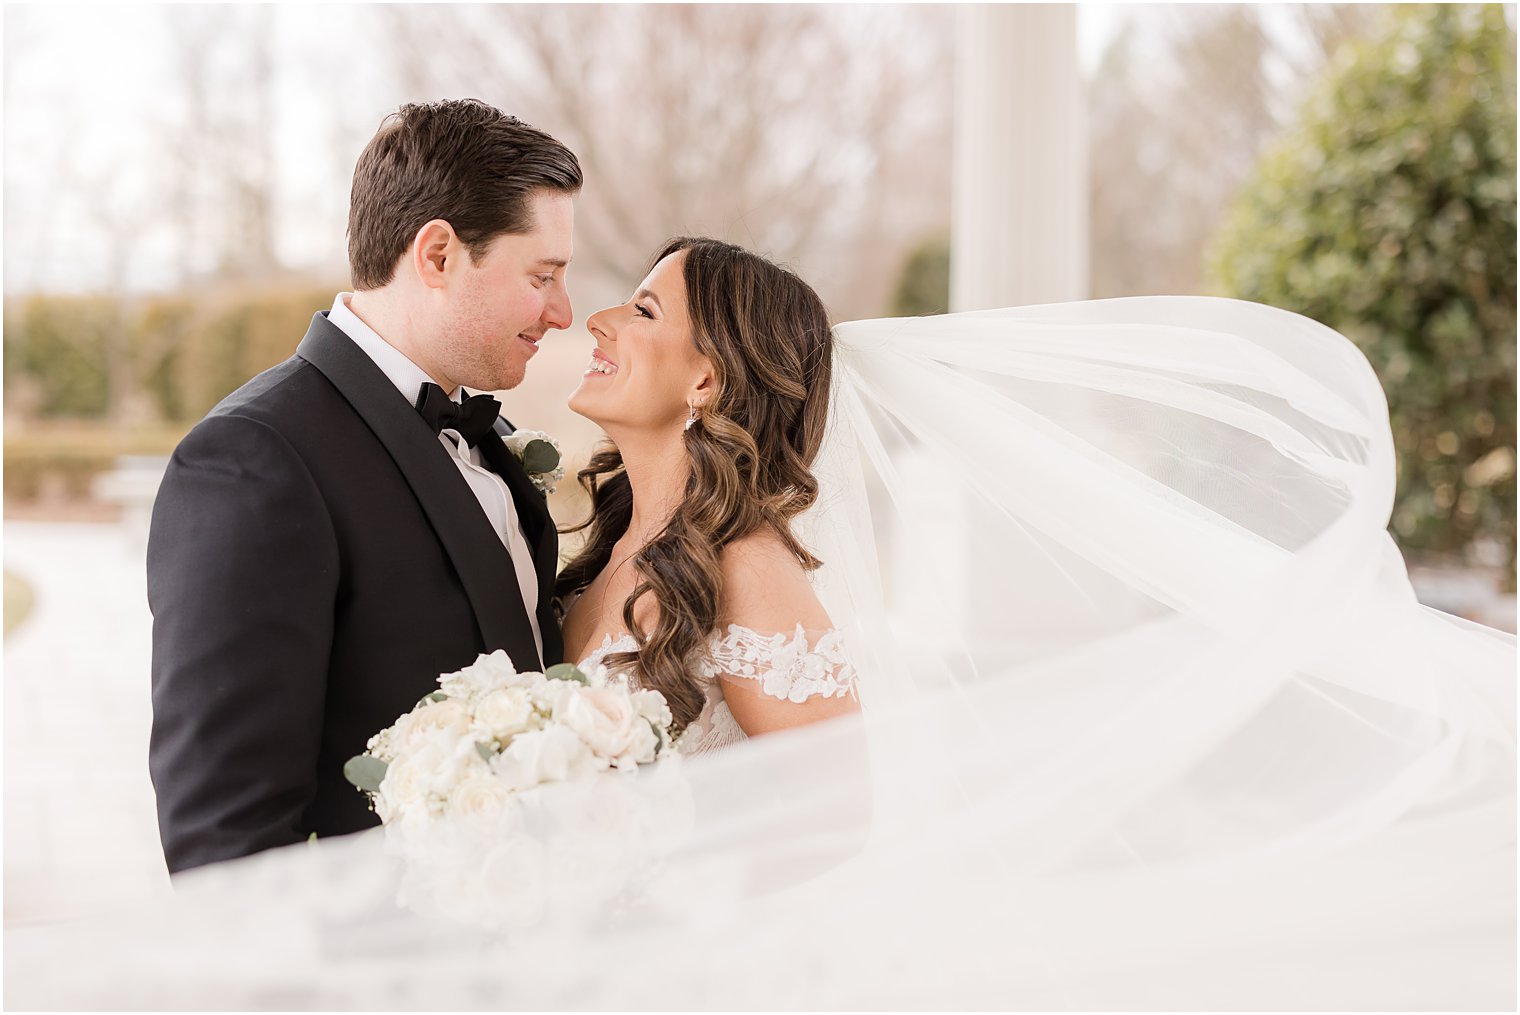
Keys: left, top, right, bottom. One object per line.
{"left": 502, "top": 430, "right": 565, "bottom": 495}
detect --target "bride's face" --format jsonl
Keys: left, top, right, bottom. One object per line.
{"left": 569, "top": 251, "right": 714, "bottom": 434}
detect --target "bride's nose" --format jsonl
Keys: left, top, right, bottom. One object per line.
{"left": 586, "top": 306, "right": 616, "bottom": 344}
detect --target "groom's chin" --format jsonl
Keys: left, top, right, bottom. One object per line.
{"left": 468, "top": 362, "right": 526, "bottom": 394}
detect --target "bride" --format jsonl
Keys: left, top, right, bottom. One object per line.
{"left": 7, "top": 238, "right": 1514, "bottom": 1010}
{"left": 558, "top": 237, "right": 860, "bottom": 753}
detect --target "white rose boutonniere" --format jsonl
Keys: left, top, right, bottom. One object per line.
{"left": 502, "top": 429, "right": 564, "bottom": 495}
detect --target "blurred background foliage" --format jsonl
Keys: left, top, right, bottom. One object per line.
{"left": 1211, "top": 4, "right": 1517, "bottom": 581}
{"left": 3, "top": 3, "right": 1514, "bottom": 592}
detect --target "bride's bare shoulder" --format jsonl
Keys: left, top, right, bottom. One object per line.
{"left": 718, "top": 529, "right": 832, "bottom": 632}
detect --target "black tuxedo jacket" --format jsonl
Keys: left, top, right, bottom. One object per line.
{"left": 148, "top": 312, "right": 562, "bottom": 874}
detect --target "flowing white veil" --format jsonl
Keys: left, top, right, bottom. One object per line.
{"left": 8, "top": 297, "right": 1514, "bottom": 1010}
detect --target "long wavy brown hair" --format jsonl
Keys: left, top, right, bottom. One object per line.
{"left": 557, "top": 237, "right": 834, "bottom": 736}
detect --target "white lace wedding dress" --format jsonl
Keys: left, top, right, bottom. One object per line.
{"left": 578, "top": 625, "right": 860, "bottom": 756}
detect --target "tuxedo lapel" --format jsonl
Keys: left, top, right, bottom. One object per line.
{"left": 476, "top": 423, "right": 564, "bottom": 666}
{"left": 294, "top": 313, "right": 542, "bottom": 674}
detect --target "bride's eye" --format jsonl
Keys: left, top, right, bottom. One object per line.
{"left": 634, "top": 303, "right": 654, "bottom": 320}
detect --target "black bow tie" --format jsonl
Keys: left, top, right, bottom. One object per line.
{"left": 414, "top": 382, "right": 501, "bottom": 448}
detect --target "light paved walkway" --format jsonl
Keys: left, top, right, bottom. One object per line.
{"left": 4, "top": 521, "right": 172, "bottom": 925}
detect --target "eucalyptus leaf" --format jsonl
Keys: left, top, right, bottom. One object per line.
{"left": 521, "top": 439, "right": 560, "bottom": 474}
{"left": 419, "top": 690, "right": 449, "bottom": 707}
{"left": 344, "top": 754, "right": 388, "bottom": 794}
{"left": 475, "top": 741, "right": 498, "bottom": 762}
{"left": 545, "top": 663, "right": 588, "bottom": 685}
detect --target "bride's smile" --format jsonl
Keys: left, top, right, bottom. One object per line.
{"left": 567, "top": 250, "right": 713, "bottom": 436}
{"left": 584, "top": 349, "right": 617, "bottom": 375}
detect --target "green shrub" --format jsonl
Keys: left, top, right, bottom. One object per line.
{"left": 133, "top": 296, "right": 197, "bottom": 422}
{"left": 3, "top": 295, "right": 116, "bottom": 417}
{"left": 891, "top": 235, "right": 951, "bottom": 317}
{"left": 4, "top": 285, "right": 335, "bottom": 504}
{"left": 169, "top": 286, "right": 335, "bottom": 421}
{"left": 4, "top": 285, "right": 337, "bottom": 425}
{"left": 1210, "top": 4, "right": 1517, "bottom": 581}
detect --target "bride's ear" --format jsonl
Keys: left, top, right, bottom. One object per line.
{"left": 689, "top": 361, "right": 717, "bottom": 409}
{"left": 410, "top": 219, "right": 459, "bottom": 290}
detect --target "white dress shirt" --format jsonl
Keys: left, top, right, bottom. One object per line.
{"left": 328, "top": 293, "right": 543, "bottom": 662}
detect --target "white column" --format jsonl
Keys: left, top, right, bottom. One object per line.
{"left": 892, "top": 6, "right": 1090, "bottom": 662}
{"left": 951, "top": 4, "right": 1088, "bottom": 312}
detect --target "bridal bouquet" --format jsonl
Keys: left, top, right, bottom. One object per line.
{"left": 345, "top": 651, "right": 675, "bottom": 828}
{"left": 344, "top": 652, "right": 693, "bottom": 932}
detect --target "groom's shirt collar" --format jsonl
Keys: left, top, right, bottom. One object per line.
{"left": 328, "top": 293, "right": 459, "bottom": 405}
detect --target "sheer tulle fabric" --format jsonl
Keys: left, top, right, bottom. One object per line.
{"left": 9, "top": 297, "right": 1513, "bottom": 1010}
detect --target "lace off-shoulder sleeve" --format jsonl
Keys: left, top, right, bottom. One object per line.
{"left": 702, "top": 624, "right": 860, "bottom": 703}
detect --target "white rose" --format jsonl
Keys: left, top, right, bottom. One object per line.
{"left": 438, "top": 650, "right": 522, "bottom": 700}
{"left": 472, "top": 687, "right": 537, "bottom": 741}
{"left": 559, "top": 685, "right": 654, "bottom": 762}
{"left": 379, "top": 749, "right": 431, "bottom": 811}
{"left": 435, "top": 736, "right": 492, "bottom": 796}
{"left": 631, "top": 688, "right": 674, "bottom": 731}
{"left": 446, "top": 773, "right": 516, "bottom": 820}
{"left": 492, "top": 725, "right": 603, "bottom": 792}
{"left": 611, "top": 720, "right": 660, "bottom": 769}
{"left": 386, "top": 730, "right": 489, "bottom": 811}
{"left": 475, "top": 834, "right": 548, "bottom": 930}
{"left": 401, "top": 699, "right": 470, "bottom": 750}
{"left": 503, "top": 429, "right": 557, "bottom": 456}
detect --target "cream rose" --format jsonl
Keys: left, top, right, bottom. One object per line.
{"left": 446, "top": 773, "right": 516, "bottom": 820}
{"left": 631, "top": 688, "right": 673, "bottom": 731}
{"left": 560, "top": 686, "right": 657, "bottom": 764}
{"left": 438, "top": 649, "right": 521, "bottom": 699}
{"left": 472, "top": 687, "right": 537, "bottom": 741}
{"left": 401, "top": 699, "right": 471, "bottom": 750}
{"left": 379, "top": 749, "right": 431, "bottom": 814}
{"left": 492, "top": 725, "right": 602, "bottom": 792}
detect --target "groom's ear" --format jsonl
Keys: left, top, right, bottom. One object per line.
{"left": 411, "top": 219, "right": 460, "bottom": 290}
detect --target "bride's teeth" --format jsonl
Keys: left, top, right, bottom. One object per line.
{"left": 588, "top": 358, "right": 615, "bottom": 375}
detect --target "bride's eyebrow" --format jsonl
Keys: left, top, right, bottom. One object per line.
{"left": 634, "top": 288, "right": 662, "bottom": 310}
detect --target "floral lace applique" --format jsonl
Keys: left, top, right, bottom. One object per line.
{"left": 700, "top": 624, "right": 860, "bottom": 704}
{"left": 575, "top": 625, "right": 859, "bottom": 757}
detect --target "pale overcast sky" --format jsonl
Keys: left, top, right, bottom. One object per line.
{"left": 2, "top": 4, "right": 1126, "bottom": 296}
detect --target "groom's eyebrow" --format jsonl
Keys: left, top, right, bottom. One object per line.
{"left": 535, "top": 257, "right": 569, "bottom": 269}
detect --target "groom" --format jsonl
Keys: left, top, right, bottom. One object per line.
{"left": 148, "top": 100, "right": 579, "bottom": 873}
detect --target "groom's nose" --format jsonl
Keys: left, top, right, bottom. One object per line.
{"left": 543, "top": 283, "right": 573, "bottom": 332}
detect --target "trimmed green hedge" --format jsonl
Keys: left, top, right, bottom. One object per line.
{"left": 4, "top": 284, "right": 337, "bottom": 504}
{"left": 3, "top": 285, "right": 337, "bottom": 425}
{"left": 1211, "top": 5, "right": 1517, "bottom": 579}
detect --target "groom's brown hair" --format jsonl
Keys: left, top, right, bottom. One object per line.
{"left": 347, "top": 99, "right": 582, "bottom": 290}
